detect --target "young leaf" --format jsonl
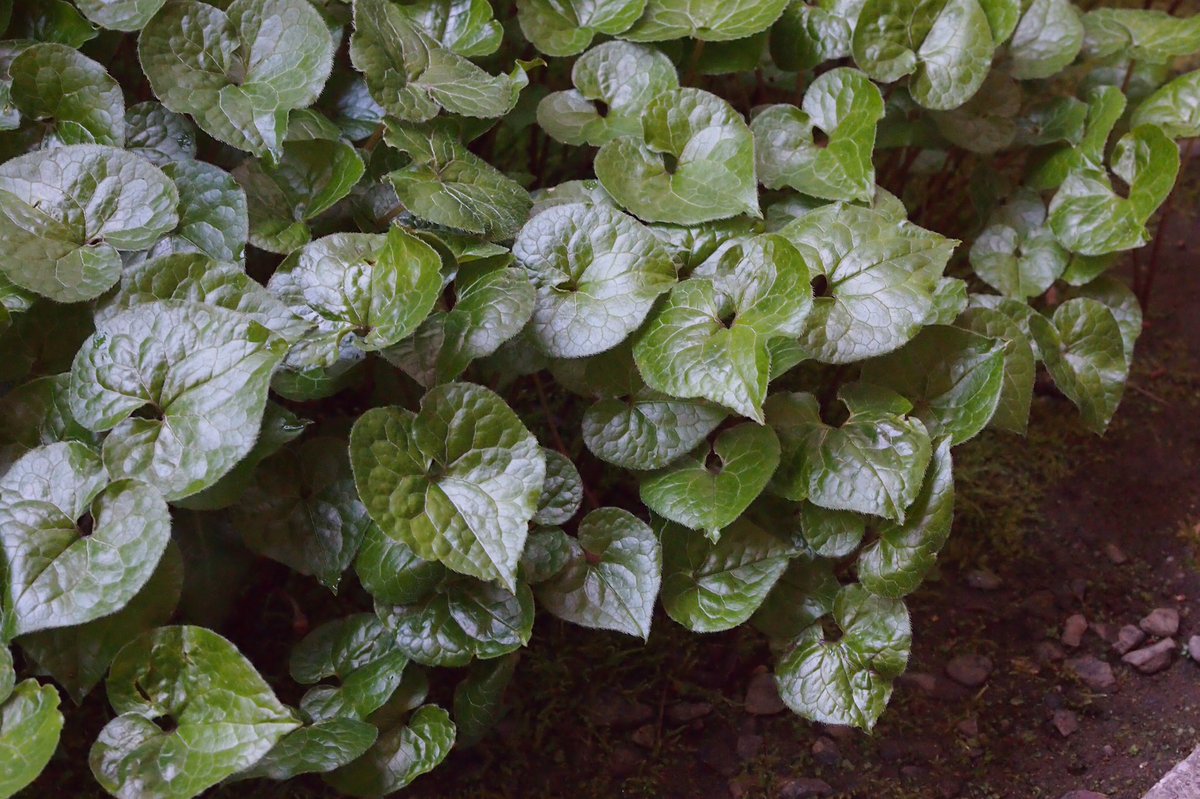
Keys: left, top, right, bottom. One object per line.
{"left": 660, "top": 518, "right": 791, "bottom": 633}
{"left": 640, "top": 423, "right": 780, "bottom": 540}
{"left": 1132, "top": 69, "right": 1200, "bottom": 138}
{"left": 324, "top": 705, "right": 455, "bottom": 797}
{"left": 535, "top": 507, "right": 661, "bottom": 639}
{"left": 233, "top": 437, "right": 374, "bottom": 592}
{"left": 90, "top": 626, "right": 300, "bottom": 798}
{"left": 595, "top": 88, "right": 759, "bottom": 225}
{"left": 0, "top": 680, "right": 63, "bottom": 798}
{"left": 955, "top": 306, "right": 1036, "bottom": 434}
{"left": 10, "top": 43, "right": 124, "bottom": 145}
{"left": 355, "top": 528, "right": 447, "bottom": 606}
{"left": 533, "top": 449, "right": 584, "bottom": 527}
{"left": 582, "top": 390, "right": 728, "bottom": 470}
{"left": 0, "top": 442, "right": 170, "bottom": 640}
{"left": 767, "top": 385, "right": 933, "bottom": 521}
{"left": 234, "top": 719, "right": 378, "bottom": 781}
{"left": 1029, "top": 298, "right": 1129, "bottom": 434}
{"left": 778, "top": 203, "right": 953, "bottom": 363}
{"left": 518, "top": 0, "right": 646, "bottom": 56}
{"left": 404, "top": 0, "right": 503, "bottom": 57}
{"left": 633, "top": 234, "right": 812, "bottom": 421}
{"left": 622, "top": 0, "right": 789, "bottom": 42}
{"left": 291, "top": 614, "right": 411, "bottom": 722}
{"left": 860, "top": 325, "right": 1006, "bottom": 444}
{"left": 349, "top": 383, "right": 546, "bottom": 590}
{"left": 774, "top": 584, "right": 911, "bottom": 730}
{"left": 0, "top": 145, "right": 178, "bottom": 303}
{"left": 1008, "top": 0, "right": 1084, "bottom": 80}
{"left": 769, "top": 0, "right": 862, "bottom": 71}
{"left": 752, "top": 68, "right": 884, "bottom": 202}
{"left": 68, "top": 301, "right": 288, "bottom": 500}
{"left": 162, "top": 159, "right": 250, "bottom": 263}
{"left": 852, "top": 0, "right": 995, "bottom": 111}
{"left": 970, "top": 189, "right": 1069, "bottom": 297}
{"left": 513, "top": 202, "right": 676, "bottom": 358}
{"left": 856, "top": 437, "right": 954, "bottom": 597}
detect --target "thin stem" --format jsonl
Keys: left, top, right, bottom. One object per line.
{"left": 684, "top": 40, "right": 706, "bottom": 86}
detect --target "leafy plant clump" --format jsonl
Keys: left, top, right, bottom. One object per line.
{"left": 0, "top": 0, "right": 1195, "bottom": 795}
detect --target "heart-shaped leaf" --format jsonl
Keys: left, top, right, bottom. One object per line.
{"left": 535, "top": 507, "right": 661, "bottom": 639}
{"left": 622, "top": 0, "right": 789, "bottom": 42}
{"left": 1132, "top": 69, "right": 1200, "bottom": 138}
{"left": 405, "top": 0, "right": 503, "bottom": 56}
{"left": 769, "top": 0, "right": 863, "bottom": 71}
{"left": 350, "top": 382, "right": 546, "bottom": 590}
{"left": 583, "top": 390, "right": 728, "bottom": 470}
{"left": 10, "top": 43, "right": 123, "bottom": 146}
{"left": 1082, "top": 7, "right": 1200, "bottom": 63}
{"left": 0, "top": 679, "right": 63, "bottom": 798}
{"left": 533, "top": 449, "right": 584, "bottom": 526}
{"left": 291, "top": 614, "right": 410, "bottom": 722}
{"left": 970, "top": 189, "right": 1069, "bottom": 297}
{"left": 518, "top": 0, "right": 646, "bottom": 56}
{"left": 955, "top": 305, "right": 1036, "bottom": 434}
{"left": 162, "top": 159, "right": 249, "bottom": 262}
{"left": 125, "top": 102, "right": 197, "bottom": 165}
{"left": 75, "top": 0, "right": 167, "bottom": 30}
{"left": 1009, "top": 0, "right": 1084, "bottom": 80}
{"left": 234, "top": 718, "right": 378, "bottom": 782}
{"left": 325, "top": 704, "right": 455, "bottom": 797}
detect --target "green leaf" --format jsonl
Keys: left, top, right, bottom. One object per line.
{"left": 384, "top": 264, "right": 536, "bottom": 386}
{"left": 0, "top": 648, "right": 11, "bottom": 705}
{"left": 291, "top": 614, "right": 410, "bottom": 722}
{"left": 779, "top": 204, "right": 953, "bottom": 363}
{"left": 0, "top": 374, "right": 98, "bottom": 467}
{"left": 970, "top": 189, "right": 1069, "bottom": 297}
{"left": 377, "top": 575, "right": 535, "bottom": 666}
{"left": 1008, "top": 0, "right": 1084, "bottom": 80}
{"left": 90, "top": 626, "right": 299, "bottom": 799}
{"left": 405, "top": 0, "right": 503, "bottom": 57}
{"left": 11, "top": 0, "right": 97, "bottom": 47}
{"left": 583, "top": 390, "right": 728, "bottom": 470}
{"left": 233, "top": 437, "right": 373, "bottom": 591}
{"left": 1070, "top": 275, "right": 1141, "bottom": 364}
{"left": 1049, "top": 124, "right": 1181, "bottom": 256}
{"left": 513, "top": 202, "right": 676, "bottom": 358}
{"left": 235, "top": 719, "right": 378, "bottom": 781}
{"left": 519, "top": 527, "right": 574, "bottom": 584}
{"left": 452, "top": 652, "right": 518, "bottom": 747}
{"left": 387, "top": 124, "right": 532, "bottom": 239}
{"left": 10, "top": 43, "right": 124, "bottom": 146}
{"left": 537, "top": 41, "right": 678, "bottom": 148}
{"left": 774, "top": 583, "right": 911, "bottom": 730}
{"left": 622, "top": 0, "right": 789, "bottom": 42}
{"left": 595, "top": 88, "right": 758, "bottom": 225}
{"left": 1015, "top": 96, "right": 1088, "bottom": 148}
{"left": 752, "top": 68, "right": 884, "bottom": 202}
{"left": 518, "top": 0, "right": 646, "bottom": 56}
{"left": 856, "top": 437, "right": 953, "bottom": 596}
{"left": 767, "top": 385, "right": 933, "bottom": 521}
{"left": 68, "top": 301, "right": 288, "bottom": 501}
{"left": 955, "top": 306, "right": 1035, "bottom": 434}
{"left": 350, "top": 383, "right": 546, "bottom": 590}
{"left": 162, "top": 159, "right": 249, "bottom": 263}
{"left": 0, "top": 679, "right": 63, "bottom": 798}
{"left": 633, "top": 233, "right": 812, "bottom": 421}
{"left": 1082, "top": 8, "right": 1200, "bottom": 63}
{"left": 325, "top": 705, "right": 455, "bottom": 797}
{"left": 861, "top": 325, "right": 1005, "bottom": 444}
{"left": 640, "top": 423, "right": 780, "bottom": 540}
{"left": 139, "top": 0, "right": 334, "bottom": 158}
{"left": 268, "top": 227, "right": 441, "bottom": 366}
{"left": 770, "top": 0, "right": 863, "bottom": 71}
{"left": 17, "top": 543, "right": 183, "bottom": 703}
{"left": 795, "top": 502, "right": 867, "bottom": 558}
{"left": 660, "top": 517, "right": 791, "bottom": 633}
{"left": 350, "top": 0, "right": 529, "bottom": 122}
{"left": 1030, "top": 298, "right": 1129, "bottom": 434}
{"left": 234, "top": 137, "right": 365, "bottom": 254}
{"left": 0, "top": 145, "right": 178, "bottom": 303}
{"left": 852, "top": 0, "right": 995, "bottom": 111}
{"left": 535, "top": 507, "right": 661, "bottom": 639}
{"left": 355, "top": 528, "right": 446, "bottom": 605}
{"left": 979, "top": 0, "right": 1020, "bottom": 42}
{"left": 533, "top": 449, "right": 583, "bottom": 526}
{"left": 750, "top": 556, "right": 840, "bottom": 642}
{"left": 930, "top": 70, "right": 1020, "bottom": 154}
{"left": 125, "top": 102, "right": 197, "bottom": 166}
{"left": 0, "top": 442, "right": 171, "bottom": 640}
{"left": 74, "top": 0, "right": 167, "bottom": 30}
{"left": 1132, "top": 69, "right": 1200, "bottom": 138}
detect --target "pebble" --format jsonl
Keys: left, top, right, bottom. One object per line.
{"left": 1104, "top": 543, "right": 1128, "bottom": 564}
{"left": 778, "top": 777, "right": 834, "bottom": 798}
{"left": 1113, "top": 625, "right": 1147, "bottom": 655}
{"left": 1066, "top": 656, "right": 1117, "bottom": 691}
{"left": 811, "top": 736, "right": 841, "bottom": 767}
{"left": 1053, "top": 709, "right": 1079, "bottom": 737}
{"left": 946, "top": 654, "right": 993, "bottom": 688}
{"left": 1062, "top": 615, "right": 1088, "bottom": 648}
{"left": 744, "top": 672, "right": 785, "bottom": 715}
{"left": 1122, "top": 638, "right": 1177, "bottom": 674}
{"left": 966, "top": 569, "right": 1003, "bottom": 591}
{"left": 1036, "top": 641, "right": 1066, "bottom": 664}
{"left": 666, "top": 702, "right": 713, "bottom": 724}
{"left": 1140, "top": 607, "right": 1180, "bottom": 638}
{"left": 631, "top": 724, "right": 657, "bottom": 749}
{"left": 1189, "top": 635, "right": 1200, "bottom": 662}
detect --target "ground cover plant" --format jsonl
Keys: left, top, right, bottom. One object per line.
{"left": 0, "top": 0, "right": 1196, "bottom": 796}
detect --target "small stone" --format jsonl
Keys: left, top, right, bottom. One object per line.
{"left": 744, "top": 672, "right": 785, "bottom": 715}
{"left": 778, "top": 777, "right": 834, "bottom": 798}
{"left": 811, "top": 737, "right": 841, "bottom": 767}
{"left": 1066, "top": 656, "right": 1116, "bottom": 691}
{"left": 1113, "top": 625, "right": 1147, "bottom": 655}
{"left": 666, "top": 702, "right": 713, "bottom": 724}
{"left": 1059, "top": 792, "right": 1109, "bottom": 799}
{"left": 1139, "top": 607, "right": 1180, "bottom": 637}
{"left": 946, "top": 654, "right": 993, "bottom": 687}
{"left": 1104, "top": 543, "right": 1128, "bottom": 564}
{"left": 956, "top": 717, "right": 978, "bottom": 738}
{"left": 1036, "top": 641, "right": 1066, "bottom": 664}
{"left": 1062, "top": 615, "right": 1088, "bottom": 648}
{"left": 898, "top": 671, "right": 937, "bottom": 694}
{"left": 1102, "top": 745, "right": 1114, "bottom": 758}
{"left": 1053, "top": 709, "right": 1079, "bottom": 737}
{"left": 1122, "top": 638, "right": 1177, "bottom": 674}
{"left": 587, "top": 692, "right": 654, "bottom": 728}
{"left": 736, "top": 732, "right": 763, "bottom": 761}
{"left": 966, "top": 569, "right": 1002, "bottom": 591}
{"left": 1188, "top": 635, "right": 1200, "bottom": 662}
{"left": 631, "top": 724, "right": 657, "bottom": 749}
